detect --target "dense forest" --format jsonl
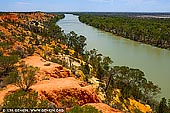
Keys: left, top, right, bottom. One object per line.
{"left": 79, "top": 15, "right": 170, "bottom": 50}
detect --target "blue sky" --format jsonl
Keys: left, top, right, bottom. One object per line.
{"left": 0, "top": 0, "right": 169, "bottom": 12}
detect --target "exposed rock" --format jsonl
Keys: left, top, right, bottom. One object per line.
{"left": 31, "top": 77, "right": 101, "bottom": 108}
{"left": 85, "top": 103, "right": 123, "bottom": 113}
{"left": 23, "top": 55, "right": 71, "bottom": 80}
{"left": 0, "top": 54, "right": 122, "bottom": 112}
{"left": 44, "top": 63, "right": 51, "bottom": 66}
{"left": 0, "top": 85, "right": 19, "bottom": 105}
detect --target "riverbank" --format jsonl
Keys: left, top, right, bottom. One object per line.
{"left": 79, "top": 14, "right": 170, "bottom": 50}
{"left": 57, "top": 14, "right": 170, "bottom": 100}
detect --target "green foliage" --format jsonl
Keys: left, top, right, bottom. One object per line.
{"left": 158, "top": 97, "right": 170, "bottom": 113}
{"left": 61, "top": 97, "right": 78, "bottom": 108}
{"left": 105, "top": 66, "right": 161, "bottom": 105}
{"left": 0, "top": 42, "right": 12, "bottom": 49}
{"left": 105, "top": 86, "right": 114, "bottom": 104}
{"left": 83, "top": 49, "right": 113, "bottom": 80}
{"left": 42, "top": 15, "right": 64, "bottom": 42}
{"left": 66, "top": 31, "right": 87, "bottom": 56}
{"left": 2, "top": 90, "right": 49, "bottom": 109}
{"left": 16, "top": 62, "right": 39, "bottom": 91}
{"left": 79, "top": 15, "right": 170, "bottom": 49}
{"left": 81, "top": 63, "right": 90, "bottom": 75}
{"left": 27, "top": 46, "right": 35, "bottom": 56}
{"left": 102, "top": 56, "right": 113, "bottom": 70}
{"left": 63, "top": 49, "right": 69, "bottom": 55}
{"left": 54, "top": 47, "right": 60, "bottom": 55}
{"left": 0, "top": 50, "right": 3, "bottom": 56}
{"left": 11, "top": 46, "right": 25, "bottom": 58}
{"left": 0, "top": 32, "right": 5, "bottom": 39}
{"left": 67, "top": 105, "right": 102, "bottom": 113}
{"left": 4, "top": 72, "right": 18, "bottom": 85}
{"left": 0, "top": 55, "right": 18, "bottom": 76}
{"left": 51, "top": 57, "right": 62, "bottom": 64}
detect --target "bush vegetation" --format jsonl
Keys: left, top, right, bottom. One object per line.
{"left": 2, "top": 90, "right": 49, "bottom": 109}
{"left": 15, "top": 62, "right": 39, "bottom": 91}
{"left": 79, "top": 15, "right": 170, "bottom": 49}
{"left": 67, "top": 105, "right": 102, "bottom": 113}
{"left": 0, "top": 55, "right": 18, "bottom": 77}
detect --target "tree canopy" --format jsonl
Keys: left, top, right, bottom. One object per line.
{"left": 79, "top": 15, "right": 170, "bottom": 50}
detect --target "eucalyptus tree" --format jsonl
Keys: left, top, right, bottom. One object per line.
{"left": 79, "top": 15, "right": 170, "bottom": 49}
{"left": 104, "top": 66, "right": 160, "bottom": 104}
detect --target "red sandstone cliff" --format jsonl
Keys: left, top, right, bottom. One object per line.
{"left": 0, "top": 55, "right": 122, "bottom": 113}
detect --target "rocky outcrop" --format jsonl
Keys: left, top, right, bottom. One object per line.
{"left": 23, "top": 55, "right": 71, "bottom": 80}
{"left": 24, "top": 55, "right": 124, "bottom": 112}
{"left": 31, "top": 77, "right": 100, "bottom": 107}
{"left": 0, "top": 54, "right": 123, "bottom": 112}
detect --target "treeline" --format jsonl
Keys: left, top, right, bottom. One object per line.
{"left": 81, "top": 49, "right": 163, "bottom": 112}
{"left": 79, "top": 15, "right": 170, "bottom": 50}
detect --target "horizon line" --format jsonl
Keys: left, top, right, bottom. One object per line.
{"left": 1, "top": 11, "right": 170, "bottom": 13}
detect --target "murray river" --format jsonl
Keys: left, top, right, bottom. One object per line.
{"left": 57, "top": 14, "right": 170, "bottom": 99}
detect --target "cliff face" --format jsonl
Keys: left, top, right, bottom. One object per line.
{"left": 0, "top": 54, "right": 122, "bottom": 113}
{"left": 24, "top": 55, "right": 100, "bottom": 106}
{"left": 22, "top": 55, "right": 71, "bottom": 80}
{"left": 32, "top": 77, "right": 100, "bottom": 106}
{"left": 25, "top": 55, "right": 122, "bottom": 113}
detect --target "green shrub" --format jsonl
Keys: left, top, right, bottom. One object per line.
{"left": 4, "top": 72, "right": 18, "bottom": 85}
{"left": 2, "top": 90, "right": 49, "bottom": 109}
{"left": 81, "top": 63, "right": 90, "bottom": 75}
{"left": 0, "top": 32, "right": 5, "bottom": 39}
{"left": 16, "top": 62, "right": 39, "bottom": 91}
{"left": 11, "top": 46, "right": 25, "bottom": 58}
{"left": 0, "top": 55, "right": 18, "bottom": 76}
{"left": 63, "top": 49, "right": 69, "bottom": 55}
{"left": 54, "top": 47, "right": 59, "bottom": 55}
{"left": 60, "top": 97, "right": 78, "bottom": 108}
{"left": 51, "top": 57, "right": 61, "bottom": 64}
{"left": 157, "top": 97, "right": 170, "bottom": 113}
{"left": 27, "top": 46, "right": 35, "bottom": 56}
{"left": 67, "top": 105, "right": 102, "bottom": 113}
{"left": 0, "top": 50, "right": 3, "bottom": 56}
{"left": 0, "top": 42, "right": 12, "bottom": 49}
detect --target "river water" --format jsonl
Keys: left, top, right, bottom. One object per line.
{"left": 57, "top": 14, "right": 170, "bottom": 99}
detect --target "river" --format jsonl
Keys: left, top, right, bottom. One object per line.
{"left": 57, "top": 14, "right": 170, "bottom": 99}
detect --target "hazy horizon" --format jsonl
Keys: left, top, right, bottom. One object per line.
{"left": 0, "top": 0, "right": 170, "bottom": 12}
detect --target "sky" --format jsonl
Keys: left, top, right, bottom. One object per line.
{"left": 0, "top": 0, "right": 170, "bottom": 12}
